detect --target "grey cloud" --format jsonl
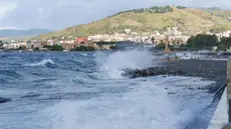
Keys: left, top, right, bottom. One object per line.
{"left": 0, "top": 0, "right": 230, "bottom": 30}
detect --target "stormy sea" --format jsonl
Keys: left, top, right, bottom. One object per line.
{"left": 0, "top": 47, "right": 224, "bottom": 129}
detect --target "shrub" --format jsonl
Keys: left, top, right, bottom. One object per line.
{"left": 218, "top": 37, "right": 231, "bottom": 50}
{"left": 43, "top": 45, "right": 52, "bottom": 49}
{"left": 176, "top": 6, "right": 186, "bottom": 9}
{"left": 33, "top": 47, "right": 39, "bottom": 51}
{"left": 72, "top": 46, "right": 96, "bottom": 51}
{"left": 17, "top": 46, "right": 26, "bottom": 50}
{"left": 109, "top": 6, "right": 173, "bottom": 17}
{"left": 50, "top": 45, "right": 63, "bottom": 51}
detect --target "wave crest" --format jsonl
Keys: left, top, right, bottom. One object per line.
{"left": 23, "top": 59, "right": 55, "bottom": 67}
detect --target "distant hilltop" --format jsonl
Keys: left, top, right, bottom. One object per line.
{"left": 0, "top": 29, "right": 51, "bottom": 37}
{"left": 36, "top": 5, "right": 231, "bottom": 40}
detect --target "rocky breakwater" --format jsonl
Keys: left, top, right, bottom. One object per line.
{"left": 124, "top": 59, "right": 227, "bottom": 94}
{"left": 123, "top": 67, "right": 186, "bottom": 78}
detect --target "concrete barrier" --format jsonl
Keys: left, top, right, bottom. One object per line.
{"left": 208, "top": 57, "right": 231, "bottom": 129}
{"left": 207, "top": 89, "right": 228, "bottom": 129}
{"left": 227, "top": 57, "right": 231, "bottom": 122}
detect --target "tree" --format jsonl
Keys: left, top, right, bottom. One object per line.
{"left": 0, "top": 40, "right": 3, "bottom": 49}
{"left": 43, "top": 45, "right": 52, "bottom": 49}
{"left": 33, "top": 47, "right": 39, "bottom": 51}
{"left": 50, "top": 45, "right": 63, "bottom": 51}
{"left": 176, "top": 6, "right": 186, "bottom": 9}
{"left": 151, "top": 37, "right": 155, "bottom": 43}
{"left": 205, "top": 34, "right": 218, "bottom": 46}
{"left": 186, "top": 34, "right": 218, "bottom": 49}
{"left": 17, "top": 46, "right": 26, "bottom": 50}
{"left": 72, "top": 46, "right": 95, "bottom": 51}
{"left": 186, "top": 36, "right": 196, "bottom": 48}
{"left": 219, "top": 37, "right": 231, "bottom": 50}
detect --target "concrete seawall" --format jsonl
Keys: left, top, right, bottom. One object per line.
{"left": 207, "top": 89, "right": 228, "bottom": 129}
{"left": 208, "top": 57, "right": 231, "bottom": 129}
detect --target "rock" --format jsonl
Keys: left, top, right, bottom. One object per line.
{"left": 124, "top": 67, "right": 186, "bottom": 78}
{"left": 0, "top": 97, "right": 11, "bottom": 104}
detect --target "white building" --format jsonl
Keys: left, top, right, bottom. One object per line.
{"left": 5, "top": 42, "right": 27, "bottom": 49}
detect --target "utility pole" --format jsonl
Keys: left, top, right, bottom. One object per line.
{"left": 164, "top": 31, "right": 171, "bottom": 53}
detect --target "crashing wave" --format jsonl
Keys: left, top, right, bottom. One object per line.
{"left": 94, "top": 49, "right": 155, "bottom": 79}
{"left": 42, "top": 77, "right": 214, "bottom": 129}
{"left": 23, "top": 59, "right": 55, "bottom": 67}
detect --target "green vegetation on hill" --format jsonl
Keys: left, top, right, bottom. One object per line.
{"left": 112, "top": 6, "right": 173, "bottom": 16}
{"left": 176, "top": 6, "right": 187, "bottom": 9}
{"left": 210, "top": 10, "right": 231, "bottom": 20}
{"left": 200, "top": 7, "right": 221, "bottom": 13}
{"left": 37, "top": 6, "right": 231, "bottom": 41}
{"left": 200, "top": 7, "right": 231, "bottom": 23}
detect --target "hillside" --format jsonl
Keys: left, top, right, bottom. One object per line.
{"left": 200, "top": 7, "right": 231, "bottom": 19}
{"left": 0, "top": 29, "right": 51, "bottom": 37}
{"left": 37, "top": 6, "right": 231, "bottom": 41}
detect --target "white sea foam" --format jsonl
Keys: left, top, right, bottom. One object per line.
{"left": 42, "top": 76, "right": 214, "bottom": 129}
{"left": 37, "top": 50, "right": 215, "bottom": 129}
{"left": 174, "top": 52, "right": 202, "bottom": 60}
{"left": 23, "top": 59, "right": 55, "bottom": 67}
{"left": 95, "top": 49, "right": 155, "bottom": 79}
{"left": 174, "top": 52, "right": 228, "bottom": 61}
{"left": 80, "top": 53, "right": 88, "bottom": 57}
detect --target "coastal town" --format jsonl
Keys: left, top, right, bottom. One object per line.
{"left": 2, "top": 2, "right": 231, "bottom": 129}
{"left": 0, "top": 27, "right": 231, "bottom": 52}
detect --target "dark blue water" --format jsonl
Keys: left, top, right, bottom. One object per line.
{"left": 0, "top": 50, "right": 217, "bottom": 129}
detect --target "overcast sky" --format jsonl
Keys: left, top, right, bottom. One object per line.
{"left": 0, "top": 0, "right": 229, "bottom": 30}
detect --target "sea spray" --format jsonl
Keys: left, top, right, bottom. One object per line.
{"left": 42, "top": 76, "right": 214, "bottom": 129}
{"left": 94, "top": 49, "right": 155, "bottom": 79}
{"left": 43, "top": 80, "right": 179, "bottom": 129}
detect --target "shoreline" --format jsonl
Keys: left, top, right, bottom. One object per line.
{"left": 164, "top": 59, "right": 227, "bottom": 93}
{"left": 127, "top": 59, "right": 227, "bottom": 94}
